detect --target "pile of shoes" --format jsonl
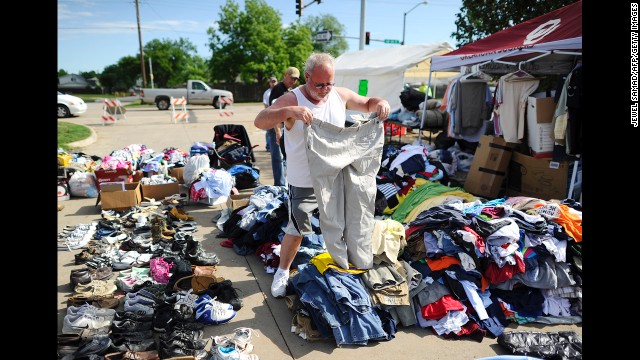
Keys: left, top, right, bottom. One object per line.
{"left": 58, "top": 191, "right": 251, "bottom": 359}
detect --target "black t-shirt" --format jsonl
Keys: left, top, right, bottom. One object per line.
{"left": 268, "top": 82, "right": 289, "bottom": 106}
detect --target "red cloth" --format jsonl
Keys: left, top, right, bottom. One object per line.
{"left": 220, "top": 239, "right": 234, "bottom": 248}
{"left": 421, "top": 294, "right": 465, "bottom": 320}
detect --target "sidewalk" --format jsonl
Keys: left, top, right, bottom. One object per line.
{"left": 57, "top": 102, "right": 582, "bottom": 359}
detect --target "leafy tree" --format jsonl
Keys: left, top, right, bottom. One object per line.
{"left": 99, "top": 56, "right": 140, "bottom": 92}
{"left": 452, "top": 0, "right": 576, "bottom": 47}
{"left": 58, "top": 69, "right": 69, "bottom": 77}
{"left": 207, "top": 0, "right": 313, "bottom": 85}
{"left": 282, "top": 22, "right": 314, "bottom": 83}
{"left": 79, "top": 71, "right": 99, "bottom": 80}
{"left": 303, "top": 14, "right": 348, "bottom": 57}
{"left": 143, "top": 38, "right": 206, "bottom": 87}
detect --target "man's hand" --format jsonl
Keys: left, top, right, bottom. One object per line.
{"left": 376, "top": 101, "right": 391, "bottom": 121}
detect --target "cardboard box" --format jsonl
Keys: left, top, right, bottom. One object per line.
{"left": 464, "top": 135, "right": 517, "bottom": 198}
{"left": 132, "top": 170, "right": 144, "bottom": 182}
{"left": 526, "top": 95, "right": 556, "bottom": 155}
{"left": 506, "top": 152, "right": 569, "bottom": 200}
{"left": 94, "top": 168, "right": 132, "bottom": 191}
{"left": 98, "top": 182, "right": 142, "bottom": 210}
{"left": 141, "top": 182, "right": 180, "bottom": 200}
{"left": 226, "top": 194, "right": 251, "bottom": 210}
{"left": 197, "top": 195, "right": 228, "bottom": 209}
{"left": 169, "top": 167, "right": 185, "bottom": 184}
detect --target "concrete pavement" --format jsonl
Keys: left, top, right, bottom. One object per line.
{"left": 57, "top": 101, "right": 582, "bottom": 359}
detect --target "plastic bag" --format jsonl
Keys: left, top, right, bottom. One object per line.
{"left": 68, "top": 171, "right": 99, "bottom": 198}
{"left": 183, "top": 154, "right": 210, "bottom": 186}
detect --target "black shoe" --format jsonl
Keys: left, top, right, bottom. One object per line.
{"left": 110, "top": 337, "right": 156, "bottom": 352}
{"left": 110, "top": 319, "right": 154, "bottom": 334}
{"left": 72, "top": 337, "right": 112, "bottom": 358}
{"left": 160, "top": 328, "right": 204, "bottom": 343}
{"left": 114, "top": 310, "right": 153, "bottom": 322}
{"left": 110, "top": 330, "right": 153, "bottom": 343}
{"left": 152, "top": 302, "right": 173, "bottom": 332}
{"left": 70, "top": 269, "right": 92, "bottom": 289}
{"left": 205, "top": 279, "right": 243, "bottom": 311}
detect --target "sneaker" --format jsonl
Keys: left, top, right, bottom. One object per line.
{"left": 123, "top": 302, "right": 155, "bottom": 317}
{"left": 194, "top": 294, "right": 233, "bottom": 311}
{"left": 61, "top": 313, "right": 112, "bottom": 335}
{"left": 194, "top": 297, "right": 236, "bottom": 325}
{"left": 110, "top": 318, "right": 154, "bottom": 334}
{"left": 231, "top": 327, "right": 257, "bottom": 353}
{"left": 270, "top": 270, "right": 289, "bottom": 298}
{"left": 67, "top": 304, "right": 116, "bottom": 319}
{"left": 114, "top": 310, "right": 153, "bottom": 322}
{"left": 213, "top": 345, "right": 259, "bottom": 360}
{"left": 110, "top": 337, "right": 156, "bottom": 352}
{"left": 70, "top": 336, "right": 112, "bottom": 358}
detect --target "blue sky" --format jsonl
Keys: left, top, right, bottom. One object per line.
{"left": 58, "top": 0, "right": 462, "bottom": 74}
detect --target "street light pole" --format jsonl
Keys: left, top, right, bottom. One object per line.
{"left": 402, "top": 1, "right": 428, "bottom": 46}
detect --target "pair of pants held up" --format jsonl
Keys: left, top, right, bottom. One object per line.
{"left": 305, "top": 112, "right": 385, "bottom": 270}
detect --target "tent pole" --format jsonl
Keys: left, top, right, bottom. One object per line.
{"left": 419, "top": 62, "right": 434, "bottom": 144}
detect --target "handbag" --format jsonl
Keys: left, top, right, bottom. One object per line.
{"left": 173, "top": 274, "right": 225, "bottom": 294}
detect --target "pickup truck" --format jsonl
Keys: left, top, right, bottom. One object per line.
{"left": 140, "top": 79, "right": 234, "bottom": 110}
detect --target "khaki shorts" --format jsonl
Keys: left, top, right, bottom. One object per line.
{"left": 283, "top": 185, "right": 317, "bottom": 236}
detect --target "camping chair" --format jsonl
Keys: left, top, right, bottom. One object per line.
{"left": 210, "top": 124, "right": 258, "bottom": 169}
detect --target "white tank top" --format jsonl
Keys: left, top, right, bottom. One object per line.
{"left": 285, "top": 87, "right": 346, "bottom": 187}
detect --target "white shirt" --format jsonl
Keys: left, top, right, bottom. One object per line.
{"left": 262, "top": 88, "right": 272, "bottom": 107}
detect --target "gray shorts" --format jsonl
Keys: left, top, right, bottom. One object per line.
{"left": 284, "top": 185, "right": 317, "bottom": 236}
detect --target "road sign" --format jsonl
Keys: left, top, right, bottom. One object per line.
{"left": 316, "top": 30, "right": 333, "bottom": 42}
{"left": 384, "top": 39, "right": 400, "bottom": 44}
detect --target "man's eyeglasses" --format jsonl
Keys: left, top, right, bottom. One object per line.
{"left": 290, "top": 76, "right": 299, "bottom": 82}
{"left": 307, "top": 74, "right": 334, "bottom": 89}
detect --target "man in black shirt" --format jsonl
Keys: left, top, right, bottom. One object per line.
{"left": 267, "top": 66, "right": 299, "bottom": 186}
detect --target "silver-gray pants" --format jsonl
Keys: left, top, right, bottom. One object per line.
{"left": 304, "top": 112, "right": 385, "bottom": 270}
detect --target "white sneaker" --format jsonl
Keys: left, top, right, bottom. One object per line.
{"left": 214, "top": 345, "right": 259, "bottom": 360}
{"left": 66, "top": 304, "right": 116, "bottom": 319}
{"left": 270, "top": 271, "right": 289, "bottom": 298}
{"left": 61, "top": 313, "right": 112, "bottom": 335}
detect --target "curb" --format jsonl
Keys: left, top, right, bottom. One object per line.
{"left": 67, "top": 125, "right": 97, "bottom": 148}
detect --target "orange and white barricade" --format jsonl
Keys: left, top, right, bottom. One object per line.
{"left": 218, "top": 96, "right": 234, "bottom": 118}
{"left": 102, "top": 98, "right": 126, "bottom": 126}
{"left": 171, "top": 97, "right": 189, "bottom": 123}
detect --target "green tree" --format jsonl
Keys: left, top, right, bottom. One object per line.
{"left": 303, "top": 14, "right": 348, "bottom": 57}
{"left": 58, "top": 69, "right": 69, "bottom": 77}
{"left": 79, "top": 71, "right": 99, "bottom": 80}
{"left": 144, "top": 38, "right": 206, "bottom": 87}
{"left": 207, "top": 0, "right": 313, "bottom": 85}
{"left": 99, "top": 56, "right": 140, "bottom": 92}
{"left": 452, "top": 0, "right": 576, "bottom": 47}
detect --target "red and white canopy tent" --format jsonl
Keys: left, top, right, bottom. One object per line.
{"left": 423, "top": 0, "right": 583, "bottom": 199}
{"left": 429, "top": 0, "right": 582, "bottom": 74}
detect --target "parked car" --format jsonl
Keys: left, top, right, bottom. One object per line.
{"left": 58, "top": 91, "right": 87, "bottom": 118}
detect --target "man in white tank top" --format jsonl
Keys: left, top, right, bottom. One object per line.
{"left": 254, "top": 52, "right": 391, "bottom": 298}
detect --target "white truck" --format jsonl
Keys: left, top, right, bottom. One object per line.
{"left": 139, "top": 79, "right": 234, "bottom": 110}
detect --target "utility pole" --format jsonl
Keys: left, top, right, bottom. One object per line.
{"left": 135, "top": 0, "right": 147, "bottom": 88}
{"left": 359, "top": 0, "right": 366, "bottom": 50}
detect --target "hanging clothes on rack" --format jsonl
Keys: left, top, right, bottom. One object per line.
{"left": 493, "top": 68, "right": 540, "bottom": 143}
{"left": 443, "top": 72, "right": 492, "bottom": 142}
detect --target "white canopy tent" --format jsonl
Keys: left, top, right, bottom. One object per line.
{"left": 334, "top": 42, "right": 456, "bottom": 110}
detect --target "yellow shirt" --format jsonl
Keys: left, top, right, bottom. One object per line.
{"left": 310, "top": 252, "right": 368, "bottom": 275}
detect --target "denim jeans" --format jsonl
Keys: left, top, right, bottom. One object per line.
{"left": 267, "top": 128, "right": 286, "bottom": 186}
